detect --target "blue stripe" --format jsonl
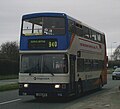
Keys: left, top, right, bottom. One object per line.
{"left": 22, "top": 13, "right": 67, "bottom": 20}
{"left": 20, "top": 35, "right": 69, "bottom": 50}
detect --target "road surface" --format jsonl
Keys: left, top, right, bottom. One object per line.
{"left": 0, "top": 74, "right": 120, "bottom": 109}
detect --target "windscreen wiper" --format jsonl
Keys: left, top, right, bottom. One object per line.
{"left": 51, "top": 72, "right": 54, "bottom": 76}
{"left": 44, "top": 65, "right": 54, "bottom": 76}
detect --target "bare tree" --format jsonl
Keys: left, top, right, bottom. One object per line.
{"left": 0, "top": 41, "right": 19, "bottom": 61}
{"left": 113, "top": 45, "right": 120, "bottom": 60}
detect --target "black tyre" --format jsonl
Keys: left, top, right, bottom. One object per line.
{"left": 76, "top": 81, "right": 83, "bottom": 96}
{"left": 99, "top": 77, "right": 103, "bottom": 89}
{"left": 112, "top": 77, "right": 115, "bottom": 80}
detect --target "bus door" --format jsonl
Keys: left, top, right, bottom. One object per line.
{"left": 69, "top": 55, "right": 76, "bottom": 92}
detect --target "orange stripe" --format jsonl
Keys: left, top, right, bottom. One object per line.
{"left": 70, "top": 33, "right": 75, "bottom": 47}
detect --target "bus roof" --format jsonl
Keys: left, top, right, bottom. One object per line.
{"left": 22, "top": 12, "right": 67, "bottom": 20}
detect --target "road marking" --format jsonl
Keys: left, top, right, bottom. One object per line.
{"left": 0, "top": 99, "right": 21, "bottom": 105}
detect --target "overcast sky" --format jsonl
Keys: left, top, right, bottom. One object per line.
{"left": 0, "top": 0, "right": 120, "bottom": 57}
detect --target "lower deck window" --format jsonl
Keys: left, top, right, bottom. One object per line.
{"left": 77, "top": 58, "right": 104, "bottom": 72}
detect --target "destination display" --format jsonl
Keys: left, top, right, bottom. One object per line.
{"left": 28, "top": 39, "right": 58, "bottom": 49}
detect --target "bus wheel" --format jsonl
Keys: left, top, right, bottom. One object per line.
{"left": 34, "top": 95, "right": 42, "bottom": 100}
{"left": 99, "top": 77, "right": 103, "bottom": 89}
{"left": 76, "top": 81, "right": 82, "bottom": 96}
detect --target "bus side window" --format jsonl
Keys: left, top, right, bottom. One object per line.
{"left": 101, "top": 34, "right": 105, "bottom": 44}
{"left": 92, "top": 60, "right": 99, "bottom": 71}
{"left": 84, "top": 59, "right": 92, "bottom": 72}
{"left": 75, "top": 23, "right": 83, "bottom": 36}
{"left": 91, "top": 31, "right": 97, "bottom": 41}
{"left": 83, "top": 26, "right": 90, "bottom": 39}
{"left": 68, "top": 19, "right": 75, "bottom": 33}
{"left": 97, "top": 33, "right": 102, "bottom": 43}
{"left": 98, "top": 60, "right": 104, "bottom": 69}
{"left": 89, "top": 29, "right": 92, "bottom": 39}
{"left": 77, "top": 58, "right": 84, "bottom": 72}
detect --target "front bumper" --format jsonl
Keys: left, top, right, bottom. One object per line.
{"left": 112, "top": 75, "right": 120, "bottom": 79}
{"left": 19, "top": 83, "right": 69, "bottom": 97}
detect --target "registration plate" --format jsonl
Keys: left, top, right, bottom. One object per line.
{"left": 36, "top": 93, "right": 48, "bottom": 97}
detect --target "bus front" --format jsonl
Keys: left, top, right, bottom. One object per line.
{"left": 19, "top": 13, "right": 71, "bottom": 98}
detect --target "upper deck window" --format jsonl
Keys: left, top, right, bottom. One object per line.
{"left": 22, "top": 17, "right": 65, "bottom": 36}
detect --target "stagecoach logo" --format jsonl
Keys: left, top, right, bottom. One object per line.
{"left": 34, "top": 77, "right": 49, "bottom": 80}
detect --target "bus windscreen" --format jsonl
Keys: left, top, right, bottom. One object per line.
{"left": 20, "top": 54, "right": 68, "bottom": 74}
{"left": 22, "top": 17, "right": 65, "bottom": 36}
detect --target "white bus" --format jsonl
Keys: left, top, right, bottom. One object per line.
{"left": 19, "top": 12, "right": 107, "bottom": 98}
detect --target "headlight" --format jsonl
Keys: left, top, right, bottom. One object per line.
{"left": 55, "top": 84, "right": 60, "bottom": 89}
{"left": 24, "top": 84, "right": 29, "bottom": 88}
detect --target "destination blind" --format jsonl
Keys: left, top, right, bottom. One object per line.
{"left": 28, "top": 39, "right": 58, "bottom": 49}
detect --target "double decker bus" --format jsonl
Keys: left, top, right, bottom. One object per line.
{"left": 19, "top": 12, "right": 107, "bottom": 98}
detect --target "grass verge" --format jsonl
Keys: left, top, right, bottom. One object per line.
{"left": 0, "top": 83, "right": 18, "bottom": 92}
{"left": 0, "top": 75, "right": 18, "bottom": 80}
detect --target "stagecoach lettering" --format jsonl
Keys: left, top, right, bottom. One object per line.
{"left": 34, "top": 77, "right": 50, "bottom": 80}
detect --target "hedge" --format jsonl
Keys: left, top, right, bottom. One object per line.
{"left": 0, "top": 59, "right": 19, "bottom": 75}
{"left": 108, "top": 60, "right": 120, "bottom": 68}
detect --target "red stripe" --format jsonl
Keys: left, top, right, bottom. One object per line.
{"left": 79, "top": 37, "right": 102, "bottom": 48}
